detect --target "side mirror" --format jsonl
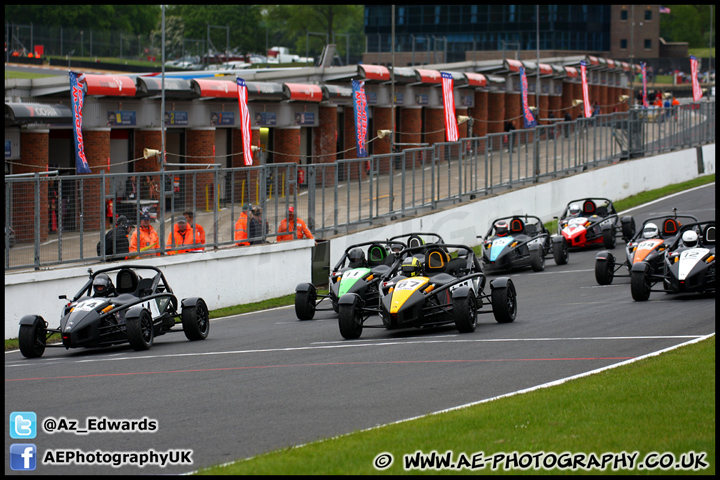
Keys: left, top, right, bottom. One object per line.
{"left": 59, "top": 295, "right": 67, "bottom": 300}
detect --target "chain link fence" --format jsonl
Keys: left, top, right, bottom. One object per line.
{"left": 5, "top": 101, "right": 715, "bottom": 270}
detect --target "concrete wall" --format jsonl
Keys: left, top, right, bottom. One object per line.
{"left": 4, "top": 144, "right": 714, "bottom": 338}
{"left": 4, "top": 239, "right": 313, "bottom": 339}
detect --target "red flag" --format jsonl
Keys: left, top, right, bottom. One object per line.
{"left": 580, "top": 61, "right": 592, "bottom": 118}
{"left": 441, "top": 72, "right": 458, "bottom": 142}
{"left": 236, "top": 78, "right": 253, "bottom": 165}
{"left": 690, "top": 56, "right": 703, "bottom": 102}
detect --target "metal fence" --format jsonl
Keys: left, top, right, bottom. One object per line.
{"left": 5, "top": 101, "right": 715, "bottom": 271}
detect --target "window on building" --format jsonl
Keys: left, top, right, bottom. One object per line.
{"left": 644, "top": 9, "right": 652, "bottom": 21}
{"left": 621, "top": 9, "right": 628, "bottom": 21}
{"left": 644, "top": 39, "right": 652, "bottom": 49}
{"left": 620, "top": 39, "right": 627, "bottom": 49}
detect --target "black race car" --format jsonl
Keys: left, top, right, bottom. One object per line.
{"left": 557, "top": 198, "right": 635, "bottom": 249}
{"left": 480, "top": 214, "right": 569, "bottom": 272}
{"left": 294, "top": 233, "right": 443, "bottom": 320}
{"left": 337, "top": 243, "right": 517, "bottom": 339}
{"left": 631, "top": 221, "right": 715, "bottom": 301}
{"left": 595, "top": 210, "right": 698, "bottom": 285}
{"left": 18, "top": 265, "right": 209, "bottom": 358}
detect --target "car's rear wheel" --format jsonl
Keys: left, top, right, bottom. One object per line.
{"left": 295, "top": 286, "right": 317, "bottom": 320}
{"left": 182, "top": 298, "right": 209, "bottom": 341}
{"left": 529, "top": 248, "right": 545, "bottom": 271}
{"left": 602, "top": 226, "right": 617, "bottom": 249}
{"left": 18, "top": 316, "right": 47, "bottom": 359}
{"left": 552, "top": 237, "right": 569, "bottom": 265}
{"left": 631, "top": 265, "right": 652, "bottom": 301}
{"left": 453, "top": 291, "right": 478, "bottom": 333}
{"left": 491, "top": 279, "right": 517, "bottom": 323}
{"left": 595, "top": 253, "right": 615, "bottom": 285}
{"left": 126, "top": 309, "right": 154, "bottom": 350}
{"left": 338, "top": 296, "right": 363, "bottom": 339}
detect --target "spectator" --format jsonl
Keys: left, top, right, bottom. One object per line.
{"left": 183, "top": 210, "right": 205, "bottom": 251}
{"left": 167, "top": 218, "right": 195, "bottom": 255}
{"left": 592, "top": 102, "right": 600, "bottom": 117}
{"left": 248, "top": 205, "right": 268, "bottom": 245}
{"left": 234, "top": 204, "right": 252, "bottom": 246}
{"left": 96, "top": 215, "right": 132, "bottom": 259}
{"left": 129, "top": 212, "right": 160, "bottom": 256}
{"left": 125, "top": 175, "right": 138, "bottom": 200}
{"left": 277, "top": 206, "right": 314, "bottom": 242}
{"left": 145, "top": 176, "right": 159, "bottom": 201}
{"left": 564, "top": 111, "right": 572, "bottom": 138}
{"left": 504, "top": 120, "right": 516, "bottom": 153}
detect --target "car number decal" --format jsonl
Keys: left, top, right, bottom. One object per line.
{"left": 73, "top": 299, "right": 106, "bottom": 312}
{"left": 490, "top": 237, "right": 514, "bottom": 261}
{"left": 395, "top": 278, "right": 427, "bottom": 291}
{"left": 678, "top": 248, "right": 709, "bottom": 280}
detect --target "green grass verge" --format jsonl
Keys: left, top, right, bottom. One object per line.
{"left": 196, "top": 336, "right": 715, "bottom": 475}
{"left": 5, "top": 175, "right": 714, "bottom": 350}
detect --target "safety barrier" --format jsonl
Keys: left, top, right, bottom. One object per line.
{"left": 5, "top": 101, "right": 715, "bottom": 271}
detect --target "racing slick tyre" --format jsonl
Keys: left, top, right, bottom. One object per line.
{"left": 529, "top": 247, "right": 545, "bottom": 272}
{"left": 182, "top": 298, "right": 209, "bottom": 341}
{"left": 491, "top": 279, "right": 517, "bottom": 324}
{"left": 18, "top": 315, "right": 47, "bottom": 359}
{"left": 453, "top": 290, "right": 478, "bottom": 333}
{"left": 295, "top": 285, "right": 317, "bottom": 320}
{"left": 631, "top": 264, "right": 652, "bottom": 301}
{"left": 602, "top": 225, "right": 617, "bottom": 249}
{"left": 621, "top": 216, "right": 636, "bottom": 242}
{"left": 595, "top": 252, "right": 615, "bottom": 285}
{"left": 338, "top": 295, "right": 363, "bottom": 340}
{"left": 126, "top": 309, "right": 154, "bottom": 351}
{"left": 552, "top": 237, "right": 569, "bottom": 265}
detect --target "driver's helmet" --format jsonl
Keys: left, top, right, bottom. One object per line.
{"left": 93, "top": 273, "right": 115, "bottom": 297}
{"left": 568, "top": 203, "right": 581, "bottom": 217}
{"left": 494, "top": 221, "right": 509, "bottom": 237}
{"left": 401, "top": 257, "right": 422, "bottom": 277}
{"left": 681, "top": 230, "right": 698, "bottom": 248}
{"left": 642, "top": 222, "right": 659, "bottom": 239}
{"left": 347, "top": 248, "right": 366, "bottom": 268}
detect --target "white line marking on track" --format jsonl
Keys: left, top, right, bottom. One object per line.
{"left": 6, "top": 334, "right": 707, "bottom": 367}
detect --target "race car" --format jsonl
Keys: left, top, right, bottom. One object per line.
{"left": 294, "top": 233, "right": 444, "bottom": 321}
{"left": 595, "top": 210, "right": 698, "bottom": 285}
{"left": 556, "top": 198, "right": 635, "bottom": 249}
{"left": 480, "top": 215, "right": 569, "bottom": 272}
{"left": 18, "top": 265, "right": 209, "bottom": 358}
{"left": 631, "top": 221, "right": 715, "bottom": 301}
{"left": 336, "top": 243, "right": 517, "bottom": 339}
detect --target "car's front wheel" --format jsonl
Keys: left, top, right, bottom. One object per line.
{"left": 18, "top": 316, "right": 47, "bottom": 359}
{"left": 529, "top": 247, "right": 545, "bottom": 272}
{"left": 631, "top": 264, "right": 652, "bottom": 301}
{"left": 602, "top": 226, "right": 617, "bottom": 249}
{"left": 182, "top": 298, "right": 209, "bottom": 341}
{"left": 126, "top": 309, "right": 154, "bottom": 350}
{"left": 295, "top": 286, "right": 317, "bottom": 320}
{"left": 491, "top": 279, "right": 517, "bottom": 323}
{"left": 552, "top": 237, "right": 569, "bottom": 265}
{"left": 595, "top": 252, "right": 615, "bottom": 285}
{"left": 338, "top": 296, "right": 363, "bottom": 339}
{"left": 453, "top": 291, "right": 478, "bottom": 333}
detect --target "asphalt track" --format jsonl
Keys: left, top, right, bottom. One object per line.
{"left": 4, "top": 182, "right": 715, "bottom": 475}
